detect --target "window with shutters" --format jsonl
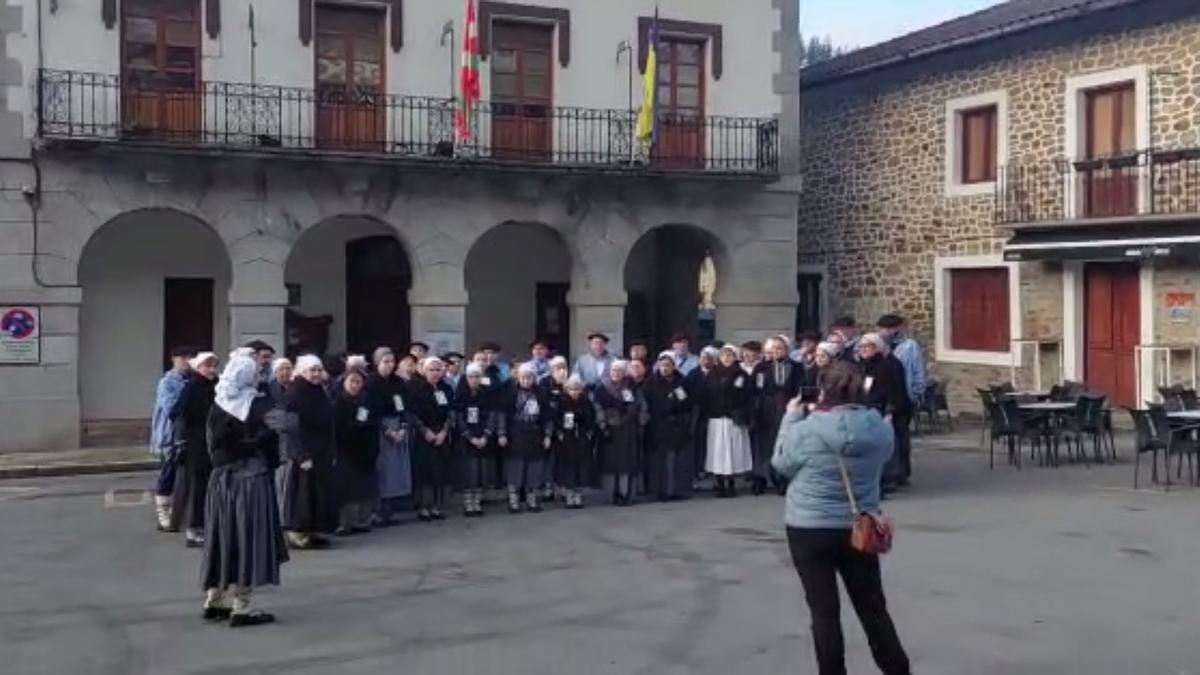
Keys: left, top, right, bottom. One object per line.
{"left": 120, "top": 0, "right": 201, "bottom": 138}
{"left": 944, "top": 91, "right": 1007, "bottom": 197}
{"left": 949, "top": 268, "right": 1010, "bottom": 352}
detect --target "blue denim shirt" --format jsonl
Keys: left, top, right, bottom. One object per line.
{"left": 149, "top": 369, "right": 187, "bottom": 456}
{"left": 772, "top": 406, "right": 894, "bottom": 529}
{"left": 890, "top": 336, "right": 926, "bottom": 404}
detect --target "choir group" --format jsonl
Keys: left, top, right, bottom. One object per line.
{"left": 148, "top": 314, "right": 925, "bottom": 626}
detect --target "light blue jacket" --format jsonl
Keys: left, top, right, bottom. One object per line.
{"left": 572, "top": 353, "right": 614, "bottom": 388}
{"left": 890, "top": 336, "right": 926, "bottom": 404}
{"left": 149, "top": 369, "right": 187, "bottom": 456}
{"left": 771, "top": 405, "right": 894, "bottom": 529}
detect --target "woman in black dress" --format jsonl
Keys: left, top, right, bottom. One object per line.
{"left": 644, "top": 351, "right": 695, "bottom": 501}
{"left": 554, "top": 375, "right": 596, "bottom": 509}
{"left": 201, "top": 354, "right": 288, "bottom": 627}
{"left": 170, "top": 352, "right": 220, "bottom": 547}
{"left": 367, "top": 347, "right": 414, "bottom": 525}
{"left": 280, "top": 355, "right": 338, "bottom": 549}
{"left": 333, "top": 369, "right": 377, "bottom": 535}
{"left": 751, "top": 336, "right": 804, "bottom": 495}
{"left": 267, "top": 358, "right": 292, "bottom": 406}
{"left": 454, "top": 363, "right": 496, "bottom": 517}
{"left": 701, "top": 345, "right": 754, "bottom": 498}
{"left": 409, "top": 357, "right": 456, "bottom": 521}
{"left": 498, "top": 364, "right": 554, "bottom": 513}
{"left": 594, "top": 360, "right": 649, "bottom": 506}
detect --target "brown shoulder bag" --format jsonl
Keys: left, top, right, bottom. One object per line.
{"left": 836, "top": 453, "right": 895, "bottom": 555}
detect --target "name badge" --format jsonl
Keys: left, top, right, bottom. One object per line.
{"left": 481, "top": 377, "right": 492, "bottom": 387}
{"left": 356, "top": 407, "right": 369, "bottom": 423}
{"left": 392, "top": 395, "right": 405, "bottom": 412}
{"left": 756, "top": 373, "right": 765, "bottom": 389}
{"left": 467, "top": 406, "right": 480, "bottom": 425}
{"left": 524, "top": 399, "right": 540, "bottom": 416}
{"left": 621, "top": 389, "right": 634, "bottom": 403}
{"left": 563, "top": 412, "right": 576, "bottom": 430}
{"left": 673, "top": 386, "right": 688, "bottom": 401}
{"left": 735, "top": 376, "right": 745, "bottom": 389}
{"left": 864, "top": 376, "right": 875, "bottom": 392}
{"left": 434, "top": 390, "right": 448, "bottom": 406}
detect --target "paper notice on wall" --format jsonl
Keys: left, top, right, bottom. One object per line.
{"left": 0, "top": 306, "right": 40, "bottom": 364}
{"left": 1166, "top": 292, "right": 1195, "bottom": 324}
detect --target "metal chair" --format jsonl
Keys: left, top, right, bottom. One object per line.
{"left": 1180, "top": 389, "right": 1199, "bottom": 411}
{"left": 985, "top": 398, "right": 1048, "bottom": 470}
{"left": 1129, "top": 406, "right": 1200, "bottom": 488}
{"left": 1058, "top": 394, "right": 1108, "bottom": 465}
{"left": 916, "top": 379, "right": 952, "bottom": 433}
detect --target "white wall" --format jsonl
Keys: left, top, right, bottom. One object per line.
{"left": 20, "top": 0, "right": 781, "bottom": 138}
{"left": 283, "top": 216, "right": 401, "bottom": 354}
{"left": 464, "top": 222, "right": 570, "bottom": 356}
{"left": 78, "top": 211, "right": 230, "bottom": 419}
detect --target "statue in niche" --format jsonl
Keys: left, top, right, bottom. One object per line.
{"left": 698, "top": 252, "right": 717, "bottom": 311}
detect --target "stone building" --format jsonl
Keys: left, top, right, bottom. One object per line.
{"left": 0, "top": 0, "right": 800, "bottom": 451}
{"left": 799, "top": 0, "right": 1200, "bottom": 413}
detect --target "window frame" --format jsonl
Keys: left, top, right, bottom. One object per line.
{"left": 944, "top": 90, "right": 1008, "bottom": 197}
{"left": 934, "top": 255, "right": 1021, "bottom": 366}
{"left": 960, "top": 105, "right": 997, "bottom": 185}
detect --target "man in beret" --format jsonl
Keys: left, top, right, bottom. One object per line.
{"left": 572, "top": 332, "right": 614, "bottom": 388}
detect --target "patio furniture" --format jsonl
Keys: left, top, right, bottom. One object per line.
{"left": 916, "top": 379, "right": 952, "bottom": 433}
{"left": 1130, "top": 407, "right": 1200, "bottom": 488}
{"left": 1057, "top": 395, "right": 1109, "bottom": 465}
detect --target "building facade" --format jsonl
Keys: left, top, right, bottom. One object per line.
{"left": 799, "top": 0, "right": 1200, "bottom": 414}
{"left": 0, "top": 0, "right": 801, "bottom": 451}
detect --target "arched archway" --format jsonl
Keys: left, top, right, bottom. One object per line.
{"left": 623, "top": 224, "right": 729, "bottom": 353}
{"left": 78, "top": 208, "right": 232, "bottom": 423}
{"left": 464, "top": 222, "right": 573, "bottom": 359}
{"left": 284, "top": 216, "right": 412, "bottom": 358}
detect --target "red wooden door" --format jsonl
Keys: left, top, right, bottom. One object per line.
{"left": 315, "top": 5, "right": 386, "bottom": 151}
{"left": 1085, "top": 263, "right": 1140, "bottom": 407}
{"left": 656, "top": 38, "right": 705, "bottom": 169}
{"left": 121, "top": 0, "right": 201, "bottom": 139}
{"left": 163, "top": 278, "right": 213, "bottom": 368}
{"left": 490, "top": 22, "right": 553, "bottom": 161}
{"left": 1084, "top": 84, "right": 1137, "bottom": 218}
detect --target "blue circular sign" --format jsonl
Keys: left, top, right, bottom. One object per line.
{"left": 1, "top": 309, "right": 36, "bottom": 340}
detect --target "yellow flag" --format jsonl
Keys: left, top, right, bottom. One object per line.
{"left": 635, "top": 42, "right": 657, "bottom": 143}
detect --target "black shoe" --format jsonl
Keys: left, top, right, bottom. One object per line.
{"left": 185, "top": 538, "right": 204, "bottom": 549}
{"left": 157, "top": 523, "right": 179, "bottom": 533}
{"left": 229, "top": 611, "right": 275, "bottom": 628}
{"left": 334, "top": 528, "right": 352, "bottom": 537}
{"left": 202, "top": 606, "right": 232, "bottom": 621}
{"left": 430, "top": 508, "right": 446, "bottom": 521}
{"left": 418, "top": 509, "right": 433, "bottom": 522}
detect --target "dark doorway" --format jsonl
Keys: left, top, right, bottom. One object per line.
{"left": 163, "top": 277, "right": 213, "bottom": 368}
{"left": 796, "top": 273, "right": 823, "bottom": 335}
{"left": 1085, "top": 262, "right": 1140, "bottom": 408}
{"left": 346, "top": 236, "right": 411, "bottom": 355}
{"left": 624, "top": 226, "right": 717, "bottom": 353}
{"left": 535, "top": 282, "right": 571, "bottom": 359}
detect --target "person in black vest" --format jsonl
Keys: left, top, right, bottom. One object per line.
{"left": 409, "top": 357, "right": 455, "bottom": 521}
{"left": 553, "top": 375, "right": 597, "bottom": 509}
{"left": 170, "top": 352, "right": 220, "bottom": 547}
{"left": 858, "top": 333, "right": 912, "bottom": 495}
{"left": 332, "top": 368, "right": 377, "bottom": 535}
{"left": 752, "top": 336, "right": 804, "bottom": 495}
{"left": 454, "top": 363, "right": 496, "bottom": 517}
{"left": 644, "top": 351, "right": 695, "bottom": 501}
{"left": 498, "top": 363, "right": 554, "bottom": 513}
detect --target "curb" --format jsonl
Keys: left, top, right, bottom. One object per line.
{"left": 0, "top": 460, "right": 159, "bottom": 480}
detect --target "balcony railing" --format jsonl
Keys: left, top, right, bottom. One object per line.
{"left": 996, "top": 148, "right": 1200, "bottom": 225}
{"left": 38, "top": 69, "right": 779, "bottom": 176}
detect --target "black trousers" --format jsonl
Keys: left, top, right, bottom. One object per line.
{"left": 786, "top": 527, "right": 910, "bottom": 675}
{"left": 884, "top": 413, "right": 912, "bottom": 485}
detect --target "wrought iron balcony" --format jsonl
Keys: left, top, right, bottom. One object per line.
{"left": 996, "top": 148, "right": 1200, "bottom": 225}
{"left": 38, "top": 69, "right": 779, "bottom": 177}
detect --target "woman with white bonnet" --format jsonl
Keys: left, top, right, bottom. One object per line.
{"left": 169, "top": 351, "right": 220, "bottom": 547}
{"left": 453, "top": 362, "right": 496, "bottom": 517}
{"left": 497, "top": 362, "right": 554, "bottom": 513}
{"left": 553, "top": 374, "right": 596, "bottom": 508}
{"left": 687, "top": 345, "right": 721, "bottom": 487}
{"left": 409, "top": 356, "right": 456, "bottom": 521}
{"left": 594, "top": 360, "right": 649, "bottom": 506}
{"left": 700, "top": 344, "right": 753, "bottom": 498}
{"left": 267, "top": 358, "right": 292, "bottom": 406}
{"left": 279, "top": 354, "right": 338, "bottom": 549}
{"left": 201, "top": 352, "right": 289, "bottom": 627}
{"left": 366, "top": 347, "right": 414, "bottom": 525}
{"left": 814, "top": 341, "right": 842, "bottom": 370}
{"left": 538, "top": 355, "right": 571, "bottom": 502}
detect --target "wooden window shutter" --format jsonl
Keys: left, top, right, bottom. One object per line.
{"left": 206, "top": 0, "right": 221, "bottom": 38}
{"left": 301, "top": 0, "right": 402, "bottom": 51}
{"left": 950, "top": 268, "right": 1010, "bottom": 352}
{"left": 103, "top": 0, "right": 116, "bottom": 28}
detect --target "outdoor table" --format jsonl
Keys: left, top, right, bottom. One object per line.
{"left": 1018, "top": 402, "right": 1075, "bottom": 412}
{"left": 1167, "top": 410, "right": 1200, "bottom": 421}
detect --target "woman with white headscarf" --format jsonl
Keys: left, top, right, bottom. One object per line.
{"left": 594, "top": 360, "right": 649, "bottom": 506}
{"left": 200, "top": 353, "right": 288, "bottom": 627}
{"left": 279, "top": 354, "right": 338, "bottom": 549}
{"left": 687, "top": 345, "right": 721, "bottom": 486}
{"left": 267, "top": 358, "right": 292, "bottom": 407}
{"left": 169, "top": 352, "right": 220, "bottom": 547}
{"left": 497, "top": 362, "right": 554, "bottom": 512}
{"left": 366, "top": 346, "right": 414, "bottom": 525}
{"left": 409, "top": 356, "right": 456, "bottom": 521}
{"left": 700, "top": 344, "right": 753, "bottom": 498}
{"left": 453, "top": 362, "right": 497, "bottom": 517}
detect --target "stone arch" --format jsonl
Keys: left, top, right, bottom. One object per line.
{"left": 78, "top": 208, "right": 233, "bottom": 422}
{"left": 622, "top": 223, "right": 732, "bottom": 353}
{"left": 283, "top": 215, "right": 414, "bottom": 357}
{"left": 463, "top": 221, "right": 575, "bottom": 358}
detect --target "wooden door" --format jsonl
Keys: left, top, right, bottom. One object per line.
{"left": 1085, "top": 263, "right": 1140, "bottom": 408}
{"left": 163, "top": 278, "right": 213, "bottom": 368}
{"left": 796, "top": 273, "right": 823, "bottom": 334}
{"left": 346, "top": 236, "right": 410, "bottom": 354}
{"left": 656, "top": 38, "right": 705, "bottom": 169}
{"left": 490, "top": 22, "right": 553, "bottom": 161}
{"left": 535, "top": 282, "right": 570, "bottom": 359}
{"left": 121, "top": 0, "right": 201, "bottom": 139}
{"left": 315, "top": 5, "right": 386, "bottom": 151}
{"left": 1084, "top": 84, "right": 1137, "bottom": 217}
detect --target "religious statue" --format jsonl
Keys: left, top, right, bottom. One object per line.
{"left": 698, "top": 252, "right": 717, "bottom": 311}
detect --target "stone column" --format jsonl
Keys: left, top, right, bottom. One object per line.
{"left": 228, "top": 242, "right": 288, "bottom": 355}
{"left": 409, "top": 276, "right": 468, "bottom": 356}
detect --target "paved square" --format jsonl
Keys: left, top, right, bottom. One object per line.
{"left": 1, "top": 436, "right": 1197, "bottom": 675}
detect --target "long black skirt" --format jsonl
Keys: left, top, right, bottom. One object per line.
{"left": 554, "top": 435, "right": 593, "bottom": 489}
{"left": 647, "top": 430, "right": 694, "bottom": 499}
{"left": 599, "top": 423, "right": 641, "bottom": 475}
{"left": 754, "top": 397, "right": 789, "bottom": 479}
{"left": 201, "top": 458, "right": 288, "bottom": 591}
{"left": 169, "top": 438, "right": 211, "bottom": 531}
{"left": 412, "top": 440, "right": 454, "bottom": 490}
{"left": 277, "top": 458, "right": 338, "bottom": 534}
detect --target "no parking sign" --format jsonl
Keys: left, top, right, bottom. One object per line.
{"left": 0, "top": 307, "right": 40, "bottom": 364}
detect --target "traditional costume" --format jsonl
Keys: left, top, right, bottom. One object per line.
{"left": 644, "top": 353, "right": 696, "bottom": 501}
{"left": 169, "top": 353, "right": 218, "bottom": 546}
{"left": 333, "top": 381, "right": 378, "bottom": 533}
{"left": 367, "top": 348, "right": 414, "bottom": 524}
{"left": 594, "top": 361, "right": 649, "bottom": 506}
{"left": 553, "top": 376, "right": 596, "bottom": 508}
{"left": 409, "top": 360, "right": 456, "bottom": 520}
{"left": 751, "top": 354, "right": 803, "bottom": 494}
{"left": 279, "top": 356, "right": 338, "bottom": 548}
{"left": 453, "top": 364, "right": 496, "bottom": 517}
{"left": 498, "top": 366, "right": 554, "bottom": 512}
{"left": 701, "top": 349, "right": 753, "bottom": 497}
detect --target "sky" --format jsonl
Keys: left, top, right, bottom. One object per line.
{"left": 799, "top": 0, "right": 1007, "bottom": 51}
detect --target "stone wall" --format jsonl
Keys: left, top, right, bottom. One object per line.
{"left": 799, "top": 2, "right": 1200, "bottom": 408}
